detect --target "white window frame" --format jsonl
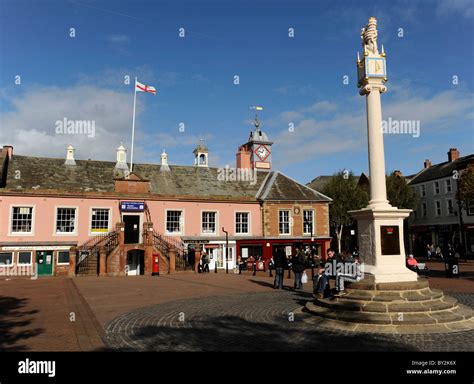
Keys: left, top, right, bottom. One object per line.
{"left": 303, "top": 209, "right": 315, "bottom": 236}
{"left": 9, "top": 205, "right": 35, "bottom": 236}
{"left": 165, "top": 209, "right": 184, "bottom": 236}
{"left": 17, "top": 251, "right": 33, "bottom": 265}
{"left": 54, "top": 206, "right": 79, "bottom": 236}
{"left": 445, "top": 178, "right": 452, "bottom": 193}
{"left": 57, "top": 250, "right": 71, "bottom": 265}
{"left": 434, "top": 200, "right": 442, "bottom": 217}
{"left": 0, "top": 252, "right": 14, "bottom": 266}
{"left": 420, "top": 184, "right": 426, "bottom": 197}
{"left": 201, "top": 211, "right": 218, "bottom": 235}
{"left": 433, "top": 181, "right": 440, "bottom": 195}
{"left": 235, "top": 211, "right": 251, "bottom": 235}
{"left": 422, "top": 203, "right": 427, "bottom": 218}
{"left": 89, "top": 207, "right": 112, "bottom": 235}
{"left": 278, "top": 209, "right": 291, "bottom": 235}
{"left": 446, "top": 199, "right": 454, "bottom": 216}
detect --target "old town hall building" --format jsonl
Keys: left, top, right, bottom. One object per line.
{"left": 0, "top": 119, "right": 331, "bottom": 277}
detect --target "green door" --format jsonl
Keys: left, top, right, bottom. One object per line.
{"left": 36, "top": 251, "right": 54, "bottom": 276}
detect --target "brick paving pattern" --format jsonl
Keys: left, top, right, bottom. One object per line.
{"left": 104, "top": 290, "right": 474, "bottom": 352}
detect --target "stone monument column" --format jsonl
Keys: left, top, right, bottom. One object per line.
{"left": 351, "top": 17, "right": 416, "bottom": 283}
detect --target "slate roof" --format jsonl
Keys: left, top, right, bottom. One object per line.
{"left": 408, "top": 155, "right": 474, "bottom": 185}
{"left": 307, "top": 173, "right": 369, "bottom": 192}
{"left": 2, "top": 154, "right": 330, "bottom": 202}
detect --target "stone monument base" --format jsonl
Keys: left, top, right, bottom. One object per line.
{"left": 305, "top": 277, "right": 474, "bottom": 334}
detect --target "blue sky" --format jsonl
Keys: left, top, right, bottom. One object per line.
{"left": 0, "top": 0, "right": 473, "bottom": 184}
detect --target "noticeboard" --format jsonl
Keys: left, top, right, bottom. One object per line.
{"left": 380, "top": 225, "right": 400, "bottom": 255}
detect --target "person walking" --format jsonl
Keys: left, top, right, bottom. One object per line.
{"left": 291, "top": 247, "right": 306, "bottom": 290}
{"left": 273, "top": 247, "right": 287, "bottom": 289}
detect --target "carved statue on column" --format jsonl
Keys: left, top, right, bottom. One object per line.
{"left": 361, "top": 16, "right": 378, "bottom": 55}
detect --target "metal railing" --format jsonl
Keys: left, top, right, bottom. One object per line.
{"left": 152, "top": 230, "right": 186, "bottom": 271}
{"left": 76, "top": 230, "right": 119, "bottom": 275}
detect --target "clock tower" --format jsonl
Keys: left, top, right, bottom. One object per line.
{"left": 239, "top": 116, "right": 273, "bottom": 170}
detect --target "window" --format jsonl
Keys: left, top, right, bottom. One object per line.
{"left": 467, "top": 203, "right": 474, "bottom": 216}
{"left": 58, "top": 251, "right": 70, "bottom": 264}
{"left": 91, "top": 208, "right": 110, "bottom": 233}
{"left": 18, "top": 251, "right": 32, "bottom": 264}
{"left": 435, "top": 201, "right": 442, "bottom": 216}
{"left": 279, "top": 210, "right": 290, "bottom": 234}
{"left": 422, "top": 203, "right": 427, "bottom": 217}
{"left": 0, "top": 252, "right": 13, "bottom": 265}
{"left": 202, "top": 212, "right": 216, "bottom": 234}
{"left": 420, "top": 185, "right": 426, "bottom": 197}
{"left": 56, "top": 208, "right": 76, "bottom": 234}
{"left": 434, "top": 182, "right": 440, "bottom": 195}
{"left": 447, "top": 199, "right": 454, "bottom": 215}
{"left": 235, "top": 212, "right": 249, "bottom": 234}
{"left": 445, "top": 179, "right": 452, "bottom": 193}
{"left": 11, "top": 206, "right": 33, "bottom": 233}
{"left": 166, "top": 210, "right": 182, "bottom": 234}
{"left": 303, "top": 210, "right": 314, "bottom": 235}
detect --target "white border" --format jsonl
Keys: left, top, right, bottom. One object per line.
{"left": 278, "top": 209, "right": 292, "bottom": 236}
{"left": 200, "top": 210, "right": 218, "bottom": 236}
{"left": 8, "top": 205, "right": 35, "bottom": 236}
{"left": 89, "top": 207, "right": 113, "bottom": 236}
{"left": 234, "top": 211, "right": 251, "bottom": 235}
{"left": 302, "top": 208, "right": 315, "bottom": 236}
{"left": 57, "top": 250, "right": 71, "bottom": 265}
{"left": 53, "top": 206, "right": 79, "bottom": 236}
{"left": 0, "top": 251, "right": 14, "bottom": 267}
{"left": 17, "top": 250, "right": 33, "bottom": 266}
{"left": 165, "top": 209, "right": 184, "bottom": 236}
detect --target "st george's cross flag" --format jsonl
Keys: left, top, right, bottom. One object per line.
{"left": 135, "top": 80, "right": 157, "bottom": 95}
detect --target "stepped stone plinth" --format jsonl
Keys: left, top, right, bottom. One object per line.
{"left": 305, "top": 278, "right": 474, "bottom": 334}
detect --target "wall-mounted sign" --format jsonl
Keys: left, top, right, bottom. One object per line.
{"left": 380, "top": 225, "right": 400, "bottom": 255}
{"left": 120, "top": 201, "right": 145, "bottom": 212}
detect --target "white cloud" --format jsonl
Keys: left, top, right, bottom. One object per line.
{"left": 436, "top": 0, "right": 474, "bottom": 18}
{"left": 270, "top": 88, "right": 473, "bottom": 168}
{"left": 106, "top": 34, "right": 130, "bottom": 44}
{"left": 0, "top": 85, "right": 137, "bottom": 161}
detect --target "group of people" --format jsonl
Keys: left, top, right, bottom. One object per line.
{"left": 272, "top": 246, "right": 308, "bottom": 290}
{"left": 313, "top": 248, "right": 362, "bottom": 298}
{"left": 271, "top": 246, "right": 362, "bottom": 298}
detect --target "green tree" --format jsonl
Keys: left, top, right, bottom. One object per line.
{"left": 457, "top": 167, "right": 474, "bottom": 206}
{"left": 386, "top": 172, "right": 418, "bottom": 209}
{"left": 322, "top": 171, "right": 369, "bottom": 252}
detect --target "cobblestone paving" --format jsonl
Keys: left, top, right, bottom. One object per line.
{"left": 104, "top": 291, "right": 474, "bottom": 352}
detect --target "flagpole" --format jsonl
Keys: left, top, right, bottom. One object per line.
{"left": 130, "top": 76, "right": 138, "bottom": 173}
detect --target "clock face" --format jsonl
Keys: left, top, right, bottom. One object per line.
{"left": 366, "top": 58, "right": 386, "bottom": 78}
{"left": 255, "top": 145, "right": 270, "bottom": 161}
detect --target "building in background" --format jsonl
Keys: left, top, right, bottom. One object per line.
{"left": 408, "top": 148, "right": 474, "bottom": 257}
{"left": 0, "top": 118, "right": 331, "bottom": 277}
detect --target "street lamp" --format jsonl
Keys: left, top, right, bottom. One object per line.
{"left": 222, "top": 227, "right": 229, "bottom": 274}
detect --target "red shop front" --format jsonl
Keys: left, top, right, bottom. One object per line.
{"left": 236, "top": 237, "right": 331, "bottom": 268}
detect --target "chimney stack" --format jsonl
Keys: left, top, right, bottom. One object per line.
{"left": 424, "top": 159, "right": 431, "bottom": 169}
{"left": 236, "top": 145, "right": 251, "bottom": 170}
{"left": 2, "top": 145, "right": 13, "bottom": 160}
{"left": 64, "top": 145, "right": 76, "bottom": 166}
{"left": 448, "top": 148, "right": 460, "bottom": 162}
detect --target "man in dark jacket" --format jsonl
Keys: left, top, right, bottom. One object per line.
{"left": 291, "top": 247, "right": 306, "bottom": 289}
{"left": 273, "top": 247, "right": 287, "bottom": 289}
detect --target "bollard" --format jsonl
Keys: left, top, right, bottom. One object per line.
{"left": 269, "top": 265, "right": 273, "bottom": 277}
{"left": 253, "top": 262, "right": 256, "bottom": 276}
{"left": 215, "top": 261, "right": 218, "bottom": 273}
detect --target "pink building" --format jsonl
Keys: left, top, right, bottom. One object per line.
{"left": 0, "top": 121, "right": 331, "bottom": 277}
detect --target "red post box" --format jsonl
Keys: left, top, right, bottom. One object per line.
{"left": 152, "top": 253, "right": 160, "bottom": 276}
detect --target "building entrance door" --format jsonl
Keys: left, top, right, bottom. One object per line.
{"left": 124, "top": 215, "right": 140, "bottom": 244}
{"left": 36, "top": 251, "right": 54, "bottom": 276}
{"left": 127, "top": 250, "right": 145, "bottom": 276}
